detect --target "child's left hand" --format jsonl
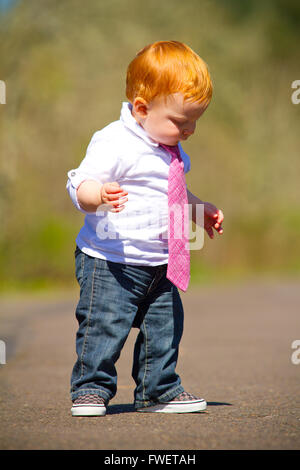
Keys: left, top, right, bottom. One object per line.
{"left": 203, "top": 202, "right": 224, "bottom": 239}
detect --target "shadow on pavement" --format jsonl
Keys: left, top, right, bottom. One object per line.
{"left": 107, "top": 404, "right": 136, "bottom": 414}
{"left": 106, "top": 402, "right": 232, "bottom": 415}
{"left": 207, "top": 402, "right": 232, "bottom": 406}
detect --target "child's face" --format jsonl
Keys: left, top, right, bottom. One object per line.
{"left": 132, "top": 93, "right": 208, "bottom": 146}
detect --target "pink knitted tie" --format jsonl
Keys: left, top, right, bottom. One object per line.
{"left": 161, "top": 144, "right": 190, "bottom": 292}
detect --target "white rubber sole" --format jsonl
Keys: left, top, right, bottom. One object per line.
{"left": 71, "top": 404, "right": 106, "bottom": 417}
{"left": 137, "top": 399, "right": 207, "bottom": 413}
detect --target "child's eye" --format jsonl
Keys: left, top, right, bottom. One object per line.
{"left": 171, "top": 118, "right": 186, "bottom": 127}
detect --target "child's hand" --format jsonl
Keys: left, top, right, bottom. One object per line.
{"left": 203, "top": 201, "right": 224, "bottom": 239}
{"left": 101, "top": 182, "right": 128, "bottom": 213}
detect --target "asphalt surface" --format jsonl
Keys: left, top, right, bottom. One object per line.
{"left": 0, "top": 279, "right": 299, "bottom": 450}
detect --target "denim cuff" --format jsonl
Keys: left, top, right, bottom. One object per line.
{"left": 134, "top": 384, "right": 185, "bottom": 409}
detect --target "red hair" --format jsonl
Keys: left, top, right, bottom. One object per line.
{"left": 126, "top": 40, "right": 213, "bottom": 105}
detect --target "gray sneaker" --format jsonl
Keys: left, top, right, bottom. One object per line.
{"left": 136, "top": 391, "right": 207, "bottom": 413}
{"left": 71, "top": 394, "right": 107, "bottom": 416}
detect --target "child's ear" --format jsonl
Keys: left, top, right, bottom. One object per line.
{"left": 132, "top": 97, "right": 149, "bottom": 118}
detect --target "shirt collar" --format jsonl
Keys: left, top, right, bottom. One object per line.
{"left": 120, "top": 102, "right": 159, "bottom": 148}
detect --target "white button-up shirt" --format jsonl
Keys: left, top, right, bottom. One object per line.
{"left": 66, "top": 102, "right": 191, "bottom": 265}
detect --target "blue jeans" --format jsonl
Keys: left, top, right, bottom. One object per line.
{"left": 70, "top": 247, "right": 185, "bottom": 409}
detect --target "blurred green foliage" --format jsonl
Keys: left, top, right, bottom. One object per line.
{"left": 0, "top": 0, "right": 299, "bottom": 291}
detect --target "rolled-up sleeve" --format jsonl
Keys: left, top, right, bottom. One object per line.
{"left": 66, "top": 176, "right": 91, "bottom": 213}
{"left": 66, "top": 131, "right": 122, "bottom": 213}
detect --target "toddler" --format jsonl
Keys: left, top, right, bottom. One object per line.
{"left": 66, "top": 40, "right": 223, "bottom": 416}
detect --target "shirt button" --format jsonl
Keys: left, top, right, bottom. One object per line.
{"left": 71, "top": 171, "right": 76, "bottom": 176}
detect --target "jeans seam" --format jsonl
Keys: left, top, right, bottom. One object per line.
{"left": 80, "top": 249, "right": 84, "bottom": 276}
{"left": 75, "top": 248, "right": 84, "bottom": 286}
{"left": 79, "top": 256, "right": 96, "bottom": 380}
{"left": 141, "top": 317, "right": 149, "bottom": 401}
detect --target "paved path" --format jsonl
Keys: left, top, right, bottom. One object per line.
{"left": 0, "top": 280, "right": 299, "bottom": 450}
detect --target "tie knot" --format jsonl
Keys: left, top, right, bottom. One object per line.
{"left": 160, "top": 143, "right": 181, "bottom": 160}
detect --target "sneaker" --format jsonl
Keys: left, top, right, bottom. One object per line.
{"left": 71, "top": 394, "right": 107, "bottom": 416}
{"left": 136, "top": 391, "right": 207, "bottom": 413}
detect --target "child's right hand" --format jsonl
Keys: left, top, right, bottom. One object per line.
{"left": 101, "top": 182, "right": 128, "bottom": 213}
